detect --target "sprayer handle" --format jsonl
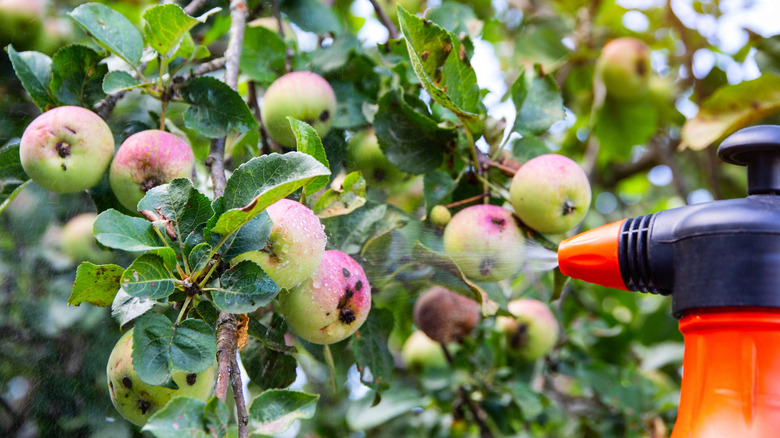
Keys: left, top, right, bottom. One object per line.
{"left": 718, "top": 125, "right": 780, "bottom": 195}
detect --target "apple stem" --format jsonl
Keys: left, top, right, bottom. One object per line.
{"left": 323, "top": 344, "right": 338, "bottom": 394}
{"left": 368, "top": 0, "right": 399, "bottom": 40}
{"left": 175, "top": 296, "right": 192, "bottom": 326}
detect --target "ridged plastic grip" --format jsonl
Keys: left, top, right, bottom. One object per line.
{"left": 618, "top": 213, "right": 666, "bottom": 294}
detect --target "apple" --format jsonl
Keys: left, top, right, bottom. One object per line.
{"left": 60, "top": 212, "right": 112, "bottom": 264}
{"left": 0, "top": 0, "right": 44, "bottom": 50}
{"left": 429, "top": 205, "right": 452, "bottom": 227}
{"left": 106, "top": 329, "right": 215, "bottom": 426}
{"left": 442, "top": 204, "right": 525, "bottom": 282}
{"left": 248, "top": 16, "right": 297, "bottom": 42}
{"left": 509, "top": 154, "right": 591, "bottom": 235}
{"left": 232, "top": 199, "right": 327, "bottom": 291}
{"left": 261, "top": 72, "right": 337, "bottom": 148}
{"left": 278, "top": 250, "right": 371, "bottom": 345}
{"left": 413, "top": 286, "right": 480, "bottom": 344}
{"left": 595, "top": 37, "right": 652, "bottom": 100}
{"left": 401, "top": 330, "right": 448, "bottom": 369}
{"left": 495, "top": 298, "right": 559, "bottom": 361}
{"left": 109, "top": 130, "right": 195, "bottom": 212}
{"left": 19, "top": 106, "right": 115, "bottom": 193}
{"left": 346, "top": 129, "right": 406, "bottom": 188}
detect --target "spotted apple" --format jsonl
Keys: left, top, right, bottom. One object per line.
{"left": 595, "top": 37, "right": 652, "bottom": 100}
{"left": 495, "top": 298, "right": 559, "bottom": 361}
{"left": 413, "top": 286, "right": 480, "bottom": 344}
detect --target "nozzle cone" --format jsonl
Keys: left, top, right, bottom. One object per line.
{"left": 558, "top": 219, "right": 628, "bottom": 290}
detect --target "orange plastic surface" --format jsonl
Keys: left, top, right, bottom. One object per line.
{"left": 671, "top": 309, "right": 780, "bottom": 438}
{"left": 557, "top": 219, "right": 628, "bottom": 290}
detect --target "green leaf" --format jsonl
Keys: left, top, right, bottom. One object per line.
{"left": 211, "top": 261, "right": 279, "bottom": 314}
{"left": 203, "top": 397, "right": 230, "bottom": 438}
{"left": 214, "top": 152, "right": 330, "bottom": 236}
{"left": 142, "top": 4, "right": 217, "bottom": 58}
{"left": 681, "top": 74, "right": 780, "bottom": 150}
{"left": 69, "top": 2, "right": 144, "bottom": 66}
{"left": 551, "top": 267, "right": 569, "bottom": 301}
{"left": 322, "top": 201, "right": 408, "bottom": 255}
{"left": 511, "top": 65, "right": 565, "bottom": 136}
{"left": 290, "top": 118, "right": 330, "bottom": 195}
{"left": 121, "top": 254, "right": 176, "bottom": 300}
{"left": 240, "top": 26, "right": 287, "bottom": 85}
{"left": 102, "top": 70, "right": 143, "bottom": 94}
{"left": 94, "top": 209, "right": 165, "bottom": 252}
{"left": 313, "top": 171, "right": 366, "bottom": 218}
{"left": 249, "top": 390, "right": 319, "bottom": 435}
{"left": 220, "top": 211, "right": 272, "bottom": 261}
{"left": 111, "top": 288, "right": 157, "bottom": 327}
{"left": 133, "top": 313, "right": 216, "bottom": 386}
{"left": 0, "top": 143, "right": 31, "bottom": 215}
{"left": 5, "top": 46, "right": 54, "bottom": 109}
{"left": 281, "top": 0, "right": 341, "bottom": 35}
{"left": 180, "top": 76, "right": 259, "bottom": 138}
{"left": 138, "top": 178, "right": 214, "bottom": 245}
{"left": 373, "top": 90, "right": 456, "bottom": 174}
{"left": 68, "top": 262, "right": 124, "bottom": 307}
{"left": 188, "top": 243, "right": 212, "bottom": 275}
{"left": 143, "top": 397, "right": 209, "bottom": 438}
{"left": 397, "top": 7, "right": 482, "bottom": 133}
{"left": 242, "top": 337, "right": 298, "bottom": 390}
{"left": 353, "top": 308, "right": 394, "bottom": 391}
{"left": 593, "top": 97, "right": 658, "bottom": 161}
{"left": 49, "top": 44, "right": 108, "bottom": 107}
{"left": 423, "top": 170, "right": 455, "bottom": 213}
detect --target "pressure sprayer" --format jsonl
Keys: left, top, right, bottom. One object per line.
{"left": 556, "top": 125, "right": 780, "bottom": 437}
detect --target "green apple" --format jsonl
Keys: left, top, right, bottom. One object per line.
{"left": 232, "top": 199, "right": 326, "bottom": 290}
{"left": 278, "top": 250, "right": 371, "bottom": 345}
{"left": 109, "top": 130, "right": 195, "bottom": 212}
{"left": 261, "top": 72, "right": 336, "bottom": 148}
{"left": 60, "top": 212, "right": 112, "bottom": 264}
{"left": 106, "top": 329, "right": 215, "bottom": 426}
{"left": 595, "top": 37, "right": 652, "bottom": 100}
{"left": 248, "top": 16, "right": 297, "bottom": 42}
{"left": 20, "top": 106, "right": 115, "bottom": 193}
{"left": 346, "top": 128, "right": 406, "bottom": 188}
{"left": 401, "top": 330, "right": 448, "bottom": 369}
{"left": 509, "top": 154, "right": 591, "bottom": 235}
{"left": 413, "top": 286, "right": 480, "bottom": 344}
{"left": 442, "top": 204, "right": 525, "bottom": 282}
{"left": 429, "top": 205, "right": 452, "bottom": 227}
{"left": 496, "top": 298, "right": 559, "bottom": 361}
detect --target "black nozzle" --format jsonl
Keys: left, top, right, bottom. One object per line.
{"left": 718, "top": 125, "right": 780, "bottom": 194}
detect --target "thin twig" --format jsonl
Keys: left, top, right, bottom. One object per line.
{"left": 270, "top": 0, "right": 294, "bottom": 72}
{"left": 231, "top": 355, "right": 250, "bottom": 437}
{"left": 368, "top": 0, "right": 399, "bottom": 40}
{"left": 443, "top": 193, "right": 490, "bottom": 210}
{"left": 214, "top": 311, "right": 237, "bottom": 401}
{"left": 247, "top": 81, "right": 275, "bottom": 155}
{"left": 184, "top": 0, "right": 210, "bottom": 16}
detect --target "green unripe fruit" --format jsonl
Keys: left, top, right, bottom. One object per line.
{"left": 106, "top": 329, "right": 215, "bottom": 426}
{"left": 261, "top": 72, "right": 336, "bottom": 148}
{"left": 509, "top": 154, "right": 591, "bottom": 235}
{"left": 413, "top": 286, "right": 480, "bottom": 344}
{"left": 20, "top": 106, "right": 115, "bottom": 193}
{"left": 596, "top": 37, "right": 652, "bottom": 100}
{"left": 346, "top": 129, "right": 406, "bottom": 188}
{"left": 60, "top": 212, "right": 112, "bottom": 264}
{"left": 496, "top": 298, "right": 559, "bottom": 361}
{"left": 429, "top": 205, "right": 452, "bottom": 227}
{"left": 401, "top": 330, "right": 448, "bottom": 369}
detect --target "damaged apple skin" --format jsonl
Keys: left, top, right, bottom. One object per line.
{"left": 109, "top": 129, "right": 195, "bottom": 212}
{"left": 278, "top": 250, "right": 371, "bottom": 345}
{"left": 413, "top": 286, "right": 480, "bottom": 344}
{"left": 19, "top": 106, "right": 114, "bottom": 193}
{"left": 232, "top": 199, "right": 327, "bottom": 291}
{"left": 106, "top": 329, "right": 215, "bottom": 427}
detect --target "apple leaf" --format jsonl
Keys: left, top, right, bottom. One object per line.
{"left": 142, "top": 4, "right": 219, "bottom": 59}
{"left": 680, "top": 74, "right": 780, "bottom": 151}
{"left": 219, "top": 211, "right": 272, "bottom": 261}
{"left": 187, "top": 243, "right": 212, "bottom": 274}
{"left": 121, "top": 254, "right": 177, "bottom": 300}
{"left": 397, "top": 6, "right": 482, "bottom": 133}
{"left": 322, "top": 201, "right": 408, "bottom": 255}
{"left": 290, "top": 118, "right": 330, "bottom": 196}
{"left": 111, "top": 288, "right": 157, "bottom": 328}
{"left": 94, "top": 209, "right": 166, "bottom": 252}
{"left": 240, "top": 26, "right": 287, "bottom": 86}
{"left": 68, "top": 262, "right": 124, "bottom": 307}
{"left": 313, "top": 171, "right": 367, "bottom": 218}
{"left": 423, "top": 170, "right": 455, "bottom": 214}
{"left": 511, "top": 65, "right": 565, "bottom": 136}
{"left": 281, "top": 0, "right": 341, "bottom": 35}
{"left": 322, "top": 53, "right": 381, "bottom": 129}
{"left": 180, "top": 76, "right": 259, "bottom": 138}
{"left": 411, "top": 241, "right": 499, "bottom": 316}
{"left": 249, "top": 390, "right": 320, "bottom": 436}
{"left": 69, "top": 2, "right": 144, "bottom": 67}
{"left": 0, "top": 143, "right": 31, "bottom": 215}
{"left": 138, "top": 178, "right": 214, "bottom": 245}
{"left": 5, "top": 46, "right": 55, "bottom": 109}
{"left": 132, "top": 313, "right": 216, "bottom": 386}
{"left": 214, "top": 152, "right": 330, "bottom": 236}
{"left": 210, "top": 260, "right": 279, "bottom": 314}
{"left": 373, "top": 90, "right": 456, "bottom": 174}
{"left": 102, "top": 70, "right": 143, "bottom": 94}
{"left": 352, "top": 308, "right": 394, "bottom": 391}
{"left": 203, "top": 397, "right": 230, "bottom": 438}
{"left": 143, "top": 397, "right": 210, "bottom": 438}
{"left": 49, "top": 44, "right": 108, "bottom": 108}
{"left": 241, "top": 337, "right": 298, "bottom": 391}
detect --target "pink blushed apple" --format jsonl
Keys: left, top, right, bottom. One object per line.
{"left": 20, "top": 106, "right": 114, "bottom": 193}
{"left": 495, "top": 298, "right": 559, "bottom": 361}
{"left": 595, "top": 37, "right": 652, "bottom": 100}
{"left": 278, "top": 250, "right": 371, "bottom": 345}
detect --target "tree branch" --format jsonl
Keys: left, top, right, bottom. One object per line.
{"left": 369, "top": 0, "right": 399, "bottom": 40}
{"left": 231, "top": 355, "right": 250, "bottom": 437}
{"left": 184, "top": 0, "right": 210, "bottom": 16}
{"left": 270, "top": 0, "right": 294, "bottom": 72}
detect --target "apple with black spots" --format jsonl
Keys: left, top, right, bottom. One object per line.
{"left": 596, "top": 37, "right": 652, "bottom": 100}
{"left": 495, "top": 298, "right": 559, "bottom": 361}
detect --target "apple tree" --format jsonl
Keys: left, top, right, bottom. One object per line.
{"left": 1, "top": 0, "right": 778, "bottom": 436}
